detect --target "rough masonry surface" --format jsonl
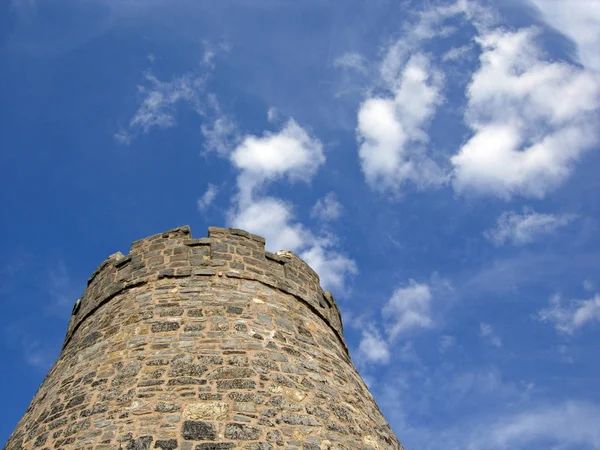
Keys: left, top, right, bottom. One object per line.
{"left": 5, "top": 226, "right": 403, "bottom": 450}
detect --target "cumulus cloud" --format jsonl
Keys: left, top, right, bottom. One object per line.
{"left": 529, "top": 0, "right": 600, "bottom": 71}
{"left": 311, "top": 192, "right": 343, "bottom": 221}
{"left": 383, "top": 280, "right": 434, "bottom": 339}
{"left": 357, "top": 53, "right": 447, "bottom": 193}
{"left": 231, "top": 119, "right": 324, "bottom": 203}
{"left": 357, "top": 326, "right": 391, "bottom": 365}
{"left": 480, "top": 322, "right": 502, "bottom": 347}
{"left": 231, "top": 197, "right": 307, "bottom": 253}
{"left": 538, "top": 292, "right": 600, "bottom": 335}
{"left": 452, "top": 27, "right": 600, "bottom": 198}
{"left": 231, "top": 196, "right": 356, "bottom": 292}
{"left": 228, "top": 120, "right": 355, "bottom": 293}
{"left": 300, "top": 244, "right": 357, "bottom": 293}
{"left": 197, "top": 184, "right": 218, "bottom": 212}
{"left": 485, "top": 209, "right": 576, "bottom": 246}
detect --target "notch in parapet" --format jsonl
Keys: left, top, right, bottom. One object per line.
{"left": 130, "top": 225, "right": 192, "bottom": 253}
{"left": 87, "top": 252, "right": 125, "bottom": 286}
{"left": 208, "top": 226, "right": 266, "bottom": 245}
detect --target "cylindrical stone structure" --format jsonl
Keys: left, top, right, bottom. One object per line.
{"left": 5, "top": 226, "right": 402, "bottom": 450}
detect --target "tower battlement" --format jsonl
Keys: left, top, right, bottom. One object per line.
{"left": 67, "top": 226, "right": 344, "bottom": 352}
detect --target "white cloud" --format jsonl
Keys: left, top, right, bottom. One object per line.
{"left": 231, "top": 119, "right": 324, "bottom": 203}
{"left": 199, "top": 94, "right": 240, "bottom": 156}
{"left": 132, "top": 72, "right": 204, "bottom": 132}
{"left": 480, "top": 322, "right": 502, "bottom": 347}
{"left": 439, "top": 335, "right": 456, "bottom": 352}
{"left": 357, "top": 54, "right": 447, "bottom": 193}
{"left": 334, "top": 52, "right": 368, "bottom": 74}
{"left": 357, "top": 326, "right": 390, "bottom": 365}
{"left": 442, "top": 43, "right": 474, "bottom": 62}
{"left": 197, "top": 184, "right": 218, "bottom": 212}
{"left": 452, "top": 27, "right": 600, "bottom": 198}
{"left": 300, "top": 244, "right": 357, "bottom": 293}
{"left": 311, "top": 192, "right": 342, "bottom": 221}
{"left": 3, "top": 325, "right": 54, "bottom": 370}
{"left": 483, "top": 401, "right": 600, "bottom": 449}
{"left": 485, "top": 208, "right": 576, "bottom": 246}
{"left": 116, "top": 70, "right": 206, "bottom": 143}
{"left": 383, "top": 280, "right": 433, "bottom": 339}
{"left": 227, "top": 119, "right": 352, "bottom": 292}
{"left": 529, "top": 0, "right": 600, "bottom": 71}
{"left": 47, "top": 260, "right": 80, "bottom": 316}
{"left": 230, "top": 196, "right": 356, "bottom": 292}
{"left": 201, "top": 115, "right": 238, "bottom": 155}
{"left": 231, "top": 197, "right": 307, "bottom": 252}
{"left": 538, "top": 292, "right": 600, "bottom": 335}
{"left": 583, "top": 280, "right": 595, "bottom": 292}
{"left": 113, "top": 131, "right": 132, "bottom": 145}
{"left": 267, "top": 107, "right": 278, "bottom": 123}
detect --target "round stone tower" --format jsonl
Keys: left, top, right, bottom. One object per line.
{"left": 5, "top": 226, "right": 402, "bottom": 450}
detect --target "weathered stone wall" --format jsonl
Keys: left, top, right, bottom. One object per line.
{"left": 4, "top": 226, "right": 403, "bottom": 450}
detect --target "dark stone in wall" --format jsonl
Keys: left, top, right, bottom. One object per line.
{"left": 182, "top": 421, "right": 216, "bottom": 441}
{"left": 127, "top": 436, "right": 154, "bottom": 450}
{"left": 155, "top": 439, "right": 178, "bottom": 449}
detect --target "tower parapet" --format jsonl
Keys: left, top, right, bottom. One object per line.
{"left": 5, "top": 226, "right": 402, "bottom": 450}
{"left": 66, "top": 226, "right": 345, "bottom": 353}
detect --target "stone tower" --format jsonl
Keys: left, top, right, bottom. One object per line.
{"left": 5, "top": 226, "right": 402, "bottom": 450}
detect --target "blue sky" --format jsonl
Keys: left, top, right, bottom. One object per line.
{"left": 1, "top": 0, "right": 600, "bottom": 448}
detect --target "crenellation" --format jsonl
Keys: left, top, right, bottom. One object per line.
{"left": 65, "top": 227, "right": 347, "bottom": 356}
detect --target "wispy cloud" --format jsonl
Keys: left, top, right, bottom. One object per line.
{"left": 47, "top": 259, "right": 81, "bottom": 316}
{"left": 442, "top": 43, "right": 474, "bottom": 62}
{"left": 115, "top": 42, "right": 231, "bottom": 147}
{"left": 311, "top": 192, "right": 342, "bottom": 222}
{"left": 267, "top": 107, "right": 278, "bottom": 123}
{"left": 200, "top": 93, "right": 240, "bottom": 155}
{"left": 197, "top": 183, "right": 218, "bottom": 212}
{"left": 334, "top": 52, "right": 368, "bottom": 74}
{"left": 480, "top": 322, "right": 502, "bottom": 347}
{"left": 538, "top": 292, "right": 600, "bottom": 335}
{"left": 116, "top": 70, "right": 206, "bottom": 144}
{"left": 485, "top": 209, "right": 577, "bottom": 246}
{"left": 3, "top": 325, "right": 55, "bottom": 370}
{"left": 477, "top": 401, "right": 600, "bottom": 449}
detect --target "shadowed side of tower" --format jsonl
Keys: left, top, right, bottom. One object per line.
{"left": 5, "top": 226, "right": 403, "bottom": 450}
